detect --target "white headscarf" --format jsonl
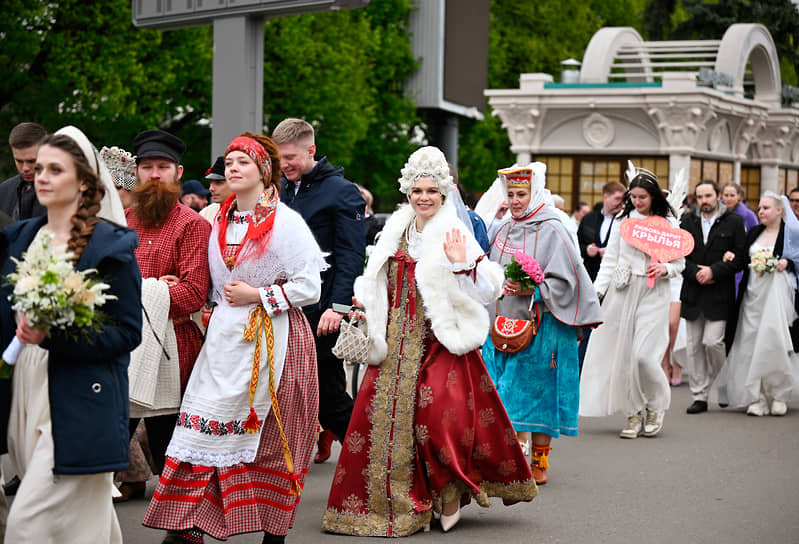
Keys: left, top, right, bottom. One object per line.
{"left": 524, "top": 162, "right": 548, "bottom": 214}
{"left": 476, "top": 162, "right": 547, "bottom": 223}
{"left": 54, "top": 126, "right": 127, "bottom": 226}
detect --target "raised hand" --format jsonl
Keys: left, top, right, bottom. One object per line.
{"left": 443, "top": 228, "right": 466, "bottom": 264}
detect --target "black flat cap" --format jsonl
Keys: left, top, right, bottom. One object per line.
{"left": 132, "top": 129, "right": 186, "bottom": 164}
{"left": 205, "top": 156, "right": 225, "bottom": 180}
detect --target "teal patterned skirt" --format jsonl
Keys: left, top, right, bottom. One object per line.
{"left": 483, "top": 311, "right": 580, "bottom": 437}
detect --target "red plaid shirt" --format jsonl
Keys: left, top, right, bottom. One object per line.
{"left": 126, "top": 203, "right": 212, "bottom": 389}
{"left": 126, "top": 203, "right": 211, "bottom": 317}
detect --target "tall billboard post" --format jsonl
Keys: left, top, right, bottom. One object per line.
{"left": 406, "top": 0, "right": 490, "bottom": 166}
{"left": 132, "top": 0, "right": 369, "bottom": 159}
{"left": 211, "top": 15, "right": 264, "bottom": 159}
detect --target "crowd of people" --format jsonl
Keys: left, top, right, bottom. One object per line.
{"left": 0, "top": 119, "right": 796, "bottom": 543}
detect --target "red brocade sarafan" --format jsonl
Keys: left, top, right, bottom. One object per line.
{"left": 322, "top": 248, "right": 537, "bottom": 537}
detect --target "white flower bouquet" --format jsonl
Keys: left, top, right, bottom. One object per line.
{"left": 0, "top": 230, "right": 116, "bottom": 378}
{"left": 749, "top": 248, "right": 779, "bottom": 276}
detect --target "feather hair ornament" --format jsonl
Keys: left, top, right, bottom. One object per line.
{"left": 625, "top": 160, "right": 637, "bottom": 186}
{"left": 666, "top": 168, "right": 688, "bottom": 219}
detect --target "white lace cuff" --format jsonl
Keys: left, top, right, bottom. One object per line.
{"left": 259, "top": 285, "right": 291, "bottom": 317}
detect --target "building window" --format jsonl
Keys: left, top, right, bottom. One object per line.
{"left": 577, "top": 159, "right": 620, "bottom": 209}
{"left": 536, "top": 156, "right": 668, "bottom": 211}
{"left": 690, "top": 158, "right": 734, "bottom": 192}
{"left": 537, "top": 156, "right": 574, "bottom": 210}
{"left": 740, "top": 166, "right": 761, "bottom": 206}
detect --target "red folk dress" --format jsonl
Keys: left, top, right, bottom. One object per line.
{"left": 322, "top": 247, "right": 537, "bottom": 537}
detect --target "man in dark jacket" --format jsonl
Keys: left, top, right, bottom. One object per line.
{"left": 680, "top": 180, "right": 746, "bottom": 414}
{"left": 273, "top": 118, "right": 365, "bottom": 463}
{"left": 0, "top": 122, "right": 47, "bottom": 221}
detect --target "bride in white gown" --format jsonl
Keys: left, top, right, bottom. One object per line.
{"left": 718, "top": 191, "right": 799, "bottom": 416}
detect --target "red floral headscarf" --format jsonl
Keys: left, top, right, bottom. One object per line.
{"left": 217, "top": 136, "right": 279, "bottom": 266}
{"left": 225, "top": 136, "right": 272, "bottom": 184}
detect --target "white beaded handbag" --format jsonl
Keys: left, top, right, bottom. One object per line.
{"left": 613, "top": 263, "right": 632, "bottom": 289}
{"left": 332, "top": 319, "right": 372, "bottom": 365}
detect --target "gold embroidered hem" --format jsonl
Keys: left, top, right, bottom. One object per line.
{"left": 321, "top": 507, "right": 432, "bottom": 537}
{"left": 436, "top": 479, "right": 539, "bottom": 512}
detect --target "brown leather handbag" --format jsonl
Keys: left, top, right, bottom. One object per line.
{"left": 491, "top": 309, "right": 538, "bottom": 353}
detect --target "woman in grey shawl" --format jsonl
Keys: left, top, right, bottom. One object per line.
{"left": 482, "top": 162, "right": 602, "bottom": 486}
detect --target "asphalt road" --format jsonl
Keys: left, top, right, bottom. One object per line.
{"left": 114, "top": 384, "right": 798, "bottom": 544}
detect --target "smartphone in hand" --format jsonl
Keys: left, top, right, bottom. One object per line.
{"left": 332, "top": 303, "right": 353, "bottom": 314}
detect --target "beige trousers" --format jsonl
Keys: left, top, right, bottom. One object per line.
{"left": 685, "top": 315, "right": 726, "bottom": 402}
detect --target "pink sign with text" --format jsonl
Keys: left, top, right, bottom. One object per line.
{"left": 621, "top": 216, "right": 694, "bottom": 287}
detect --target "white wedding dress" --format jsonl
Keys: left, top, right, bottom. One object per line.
{"left": 716, "top": 242, "right": 799, "bottom": 408}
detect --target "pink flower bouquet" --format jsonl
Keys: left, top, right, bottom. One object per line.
{"left": 504, "top": 250, "right": 545, "bottom": 291}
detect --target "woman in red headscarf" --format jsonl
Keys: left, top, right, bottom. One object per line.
{"left": 143, "top": 132, "right": 326, "bottom": 544}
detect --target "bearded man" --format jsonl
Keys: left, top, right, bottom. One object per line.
{"left": 123, "top": 130, "right": 212, "bottom": 489}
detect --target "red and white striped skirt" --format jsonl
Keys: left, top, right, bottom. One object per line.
{"left": 143, "top": 308, "right": 319, "bottom": 539}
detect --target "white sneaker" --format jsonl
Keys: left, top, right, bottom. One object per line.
{"left": 619, "top": 412, "right": 643, "bottom": 439}
{"left": 642, "top": 409, "right": 665, "bottom": 437}
{"left": 746, "top": 398, "right": 770, "bottom": 416}
{"left": 770, "top": 400, "right": 788, "bottom": 416}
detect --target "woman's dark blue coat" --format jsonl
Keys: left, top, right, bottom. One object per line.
{"left": 0, "top": 217, "right": 142, "bottom": 474}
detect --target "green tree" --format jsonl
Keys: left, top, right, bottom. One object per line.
{"left": 458, "top": 0, "right": 646, "bottom": 194}
{"left": 0, "top": 0, "right": 213, "bottom": 179}
{"left": 0, "top": 0, "right": 417, "bottom": 208}
{"left": 261, "top": 0, "right": 417, "bottom": 210}
{"left": 643, "top": 0, "right": 799, "bottom": 86}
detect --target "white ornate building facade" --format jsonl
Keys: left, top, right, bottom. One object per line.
{"left": 486, "top": 24, "right": 799, "bottom": 209}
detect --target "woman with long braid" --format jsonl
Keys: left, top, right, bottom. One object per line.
{"left": 0, "top": 127, "right": 142, "bottom": 542}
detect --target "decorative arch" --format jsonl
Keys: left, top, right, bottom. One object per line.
{"left": 580, "top": 27, "right": 649, "bottom": 84}
{"left": 716, "top": 23, "right": 781, "bottom": 106}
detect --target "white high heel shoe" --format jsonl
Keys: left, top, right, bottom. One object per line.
{"left": 440, "top": 508, "right": 460, "bottom": 532}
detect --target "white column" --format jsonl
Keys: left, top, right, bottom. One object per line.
{"left": 515, "top": 151, "right": 532, "bottom": 165}
{"left": 760, "top": 163, "right": 780, "bottom": 194}
{"left": 668, "top": 153, "right": 691, "bottom": 189}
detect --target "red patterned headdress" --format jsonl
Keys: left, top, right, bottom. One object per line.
{"left": 217, "top": 136, "right": 279, "bottom": 267}
{"left": 225, "top": 136, "right": 272, "bottom": 184}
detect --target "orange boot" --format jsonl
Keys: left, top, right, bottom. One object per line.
{"left": 531, "top": 444, "right": 552, "bottom": 485}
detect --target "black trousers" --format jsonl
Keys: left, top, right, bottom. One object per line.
{"left": 129, "top": 414, "right": 177, "bottom": 475}
{"left": 306, "top": 311, "right": 354, "bottom": 439}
